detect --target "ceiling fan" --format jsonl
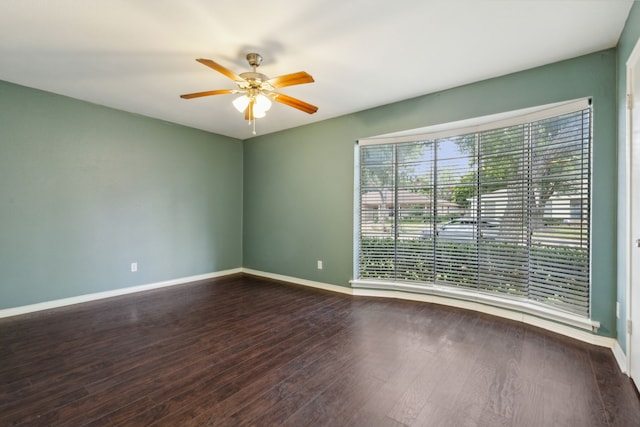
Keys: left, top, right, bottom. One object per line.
{"left": 180, "top": 53, "right": 318, "bottom": 128}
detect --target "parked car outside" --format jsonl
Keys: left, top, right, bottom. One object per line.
{"left": 435, "top": 218, "right": 500, "bottom": 242}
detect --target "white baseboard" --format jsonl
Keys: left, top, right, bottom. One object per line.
{"left": 241, "top": 268, "right": 353, "bottom": 296}
{"left": 612, "top": 340, "right": 629, "bottom": 375}
{"left": 243, "top": 269, "right": 617, "bottom": 350}
{"left": 0, "top": 268, "right": 243, "bottom": 319}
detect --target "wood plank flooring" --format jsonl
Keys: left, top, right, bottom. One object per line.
{"left": 1, "top": 274, "right": 639, "bottom": 426}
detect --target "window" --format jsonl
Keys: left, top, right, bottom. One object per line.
{"left": 354, "top": 99, "right": 592, "bottom": 324}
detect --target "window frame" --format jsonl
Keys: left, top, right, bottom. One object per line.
{"left": 351, "top": 98, "right": 598, "bottom": 331}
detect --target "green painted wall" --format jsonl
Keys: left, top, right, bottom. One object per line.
{"left": 0, "top": 47, "right": 622, "bottom": 339}
{"left": 616, "top": 2, "right": 640, "bottom": 353}
{"left": 243, "top": 50, "right": 618, "bottom": 337}
{"left": 0, "top": 81, "right": 243, "bottom": 309}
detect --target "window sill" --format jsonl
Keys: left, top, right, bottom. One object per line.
{"left": 350, "top": 279, "right": 599, "bottom": 333}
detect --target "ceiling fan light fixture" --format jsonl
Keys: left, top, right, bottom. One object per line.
{"left": 252, "top": 106, "right": 267, "bottom": 118}
{"left": 233, "top": 93, "right": 271, "bottom": 118}
{"left": 255, "top": 93, "right": 272, "bottom": 112}
{"left": 232, "top": 95, "right": 250, "bottom": 113}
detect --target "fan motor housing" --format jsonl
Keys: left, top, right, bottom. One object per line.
{"left": 240, "top": 71, "right": 269, "bottom": 85}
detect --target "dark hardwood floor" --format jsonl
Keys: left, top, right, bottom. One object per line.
{"left": 1, "top": 274, "right": 639, "bottom": 426}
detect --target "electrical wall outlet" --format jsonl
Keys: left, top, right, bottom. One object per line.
{"left": 131, "top": 262, "right": 138, "bottom": 273}
{"left": 317, "top": 260, "right": 323, "bottom": 270}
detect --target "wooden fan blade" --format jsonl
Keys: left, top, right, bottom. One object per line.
{"left": 180, "top": 89, "right": 235, "bottom": 99}
{"left": 266, "top": 71, "right": 314, "bottom": 89}
{"left": 272, "top": 93, "right": 318, "bottom": 114}
{"left": 196, "top": 58, "right": 244, "bottom": 82}
{"left": 244, "top": 100, "right": 255, "bottom": 121}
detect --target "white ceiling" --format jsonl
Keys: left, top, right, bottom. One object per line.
{"left": 0, "top": 0, "right": 634, "bottom": 140}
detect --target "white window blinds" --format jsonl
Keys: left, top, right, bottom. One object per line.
{"left": 356, "top": 100, "right": 592, "bottom": 318}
